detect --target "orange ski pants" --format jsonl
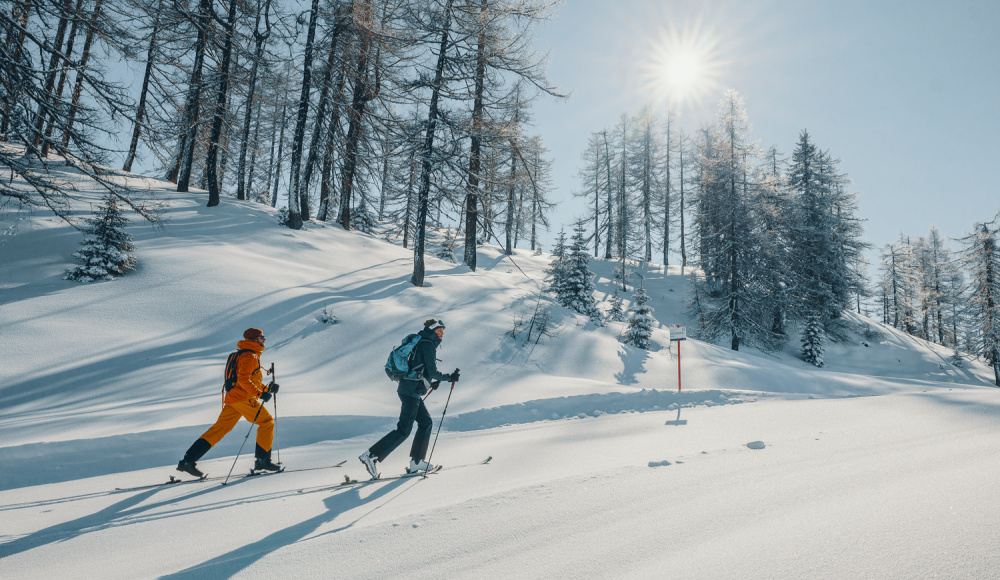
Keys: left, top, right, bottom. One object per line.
{"left": 199, "top": 398, "right": 274, "bottom": 452}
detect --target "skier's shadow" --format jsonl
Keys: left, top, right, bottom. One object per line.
{"left": 0, "top": 483, "right": 231, "bottom": 560}
{"left": 159, "top": 478, "right": 413, "bottom": 580}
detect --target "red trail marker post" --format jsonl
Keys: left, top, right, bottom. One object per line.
{"left": 670, "top": 325, "right": 687, "bottom": 391}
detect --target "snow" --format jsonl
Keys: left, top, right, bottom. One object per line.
{"left": 3, "top": 166, "right": 1000, "bottom": 578}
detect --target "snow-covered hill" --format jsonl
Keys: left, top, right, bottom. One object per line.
{"left": 2, "top": 167, "right": 1000, "bottom": 579}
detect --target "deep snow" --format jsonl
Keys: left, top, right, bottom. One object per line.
{"left": 2, "top": 165, "right": 999, "bottom": 579}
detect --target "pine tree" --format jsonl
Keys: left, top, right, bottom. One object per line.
{"left": 544, "top": 228, "right": 569, "bottom": 297}
{"left": 958, "top": 219, "right": 1000, "bottom": 386}
{"left": 606, "top": 288, "right": 625, "bottom": 322}
{"left": 786, "top": 129, "right": 867, "bottom": 336}
{"left": 65, "top": 195, "right": 137, "bottom": 282}
{"left": 801, "top": 311, "right": 825, "bottom": 367}
{"left": 562, "top": 222, "right": 602, "bottom": 320}
{"left": 622, "top": 283, "right": 655, "bottom": 349}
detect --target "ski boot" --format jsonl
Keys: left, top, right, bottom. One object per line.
{"left": 407, "top": 458, "right": 434, "bottom": 474}
{"left": 359, "top": 451, "right": 379, "bottom": 479}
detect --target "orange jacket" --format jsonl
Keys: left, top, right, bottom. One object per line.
{"left": 225, "top": 340, "right": 267, "bottom": 404}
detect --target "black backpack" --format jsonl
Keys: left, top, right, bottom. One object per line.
{"left": 223, "top": 349, "right": 255, "bottom": 393}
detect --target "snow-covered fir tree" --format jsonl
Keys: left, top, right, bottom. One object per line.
{"left": 65, "top": 195, "right": 137, "bottom": 282}
{"left": 958, "top": 219, "right": 1000, "bottom": 386}
{"left": 606, "top": 288, "right": 626, "bottom": 322}
{"left": 801, "top": 311, "right": 825, "bottom": 367}
{"left": 688, "top": 90, "right": 785, "bottom": 352}
{"left": 544, "top": 228, "right": 569, "bottom": 298}
{"left": 548, "top": 222, "right": 601, "bottom": 320}
{"left": 785, "top": 129, "right": 868, "bottom": 348}
{"left": 622, "top": 283, "right": 655, "bottom": 349}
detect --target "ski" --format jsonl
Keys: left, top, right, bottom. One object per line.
{"left": 297, "top": 456, "right": 492, "bottom": 495}
{"left": 114, "top": 460, "right": 347, "bottom": 492}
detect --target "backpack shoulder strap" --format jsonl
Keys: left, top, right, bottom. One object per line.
{"left": 224, "top": 349, "right": 255, "bottom": 392}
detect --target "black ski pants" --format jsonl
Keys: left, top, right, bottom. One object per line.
{"left": 369, "top": 393, "right": 432, "bottom": 463}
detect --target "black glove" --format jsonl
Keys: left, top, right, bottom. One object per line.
{"left": 267, "top": 381, "right": 280, "bottom": 394}
{"left": 450, "top": 369, "right": 460, "bottom": 383}
{"left": 260, "top": 391, "right": 273, "bottom": 403}
{"left": 430, "top": 380, "right": 441, "bottom": 390}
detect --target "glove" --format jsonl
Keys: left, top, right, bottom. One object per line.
{"left": 450, "top": 369, "right": 460, "bottom": 383}
{"left": 260, "top": 391, "right": 273, "bottom": 403}
{"left": 430, "top": 380, "right": 441, "bottom": 391}
{"left": 267, "top": 381, "right": 280, "bottom": 394}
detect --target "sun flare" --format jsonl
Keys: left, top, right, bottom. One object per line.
{"left": 640, "top": 21, "right": 724, "bottom": 109}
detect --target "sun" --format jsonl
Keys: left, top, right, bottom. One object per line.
{"left": 639, "top": 21, "right": 724, "bottom": 110}
{"left": 664, "top": 52, "right": 702, "bottom": 91}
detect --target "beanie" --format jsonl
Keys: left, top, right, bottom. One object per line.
{"left": 243, "top": 327, "right": 264, "bottom": 340}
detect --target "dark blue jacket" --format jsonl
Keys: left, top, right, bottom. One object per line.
{"left": 398, "top": 328, "right": 452, "bottom": 398}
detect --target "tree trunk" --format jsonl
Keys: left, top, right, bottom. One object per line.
{"left": 33, "top": 0, "right": 72, "bottom": 151}
{"left": 402, "top": 155, "right": 415, "bottom": 248}
{"left": 303, "top": 3, "right": 346, "bottom": 219}
{"left": 124, "top": 0, "right": 162, "bottom": 171}
{"left": 339, "top": 0, "right": 380, "bottom": 230}
{"left": 411, "top": 0, "right": 455, "bottom": 287}
{"left": 505, "top": 140, "right": 517, "bottom": 255}
{"left": 463, "top": 0, "right": 487, "bottom": 270}
{"left": 285, "top": 0, "right": 321, "bottom": 228}
{"left": 603, "top": 130, "right": 612, "bottom": 259}
{"left": 235, "top": 0, "right": 272, "bottom": 199}
{"left": 246, "top": 95, "right": 262, "bottom": 199}
{"left": 206, "top": 0, "right": 240, "bottom": 207}
{"left": 270, "top": 99, "right": 288, "bottom": 208}
{"left": 318, "top": 57, "right": 348, "bottom": 221}
{"left": 1, "top": 0, "right": 35, "bottom": 137}
{"left": 41, "top": 0, "right": 84, "bottom": 157}
{"left": 177, "top": 0, "right": 211, "bottom": 192}
{"left": 663, "top": 115, "right": 671, "bottom": 267}
{"left": 679, "top": 131, "right": 686, "bottom": 275}
{"left": 60, "top": 0, "right": 102, "bottom": 151}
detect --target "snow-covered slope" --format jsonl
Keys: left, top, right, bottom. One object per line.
{"left": 2, "top": 167, "right": 999, "bottom": 579}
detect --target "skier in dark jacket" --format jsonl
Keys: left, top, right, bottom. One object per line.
{"left": 359, "top": 319, "right": 459, "bottom": 478}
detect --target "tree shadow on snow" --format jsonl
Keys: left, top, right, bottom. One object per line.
{"left": 614, "top": 343, "right": 649, "bottom": 385}
{"left": 158, "top": 478, "right": 413, "bottom": 580}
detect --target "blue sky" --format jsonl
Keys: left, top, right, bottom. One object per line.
{"left": 530, "top": 0, "right": 1000, "bottom": 265}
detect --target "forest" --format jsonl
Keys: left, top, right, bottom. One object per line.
{"left": 571, "top": 89, "right": 999, "bottom": 383}
{"left": 0, "top": 0, "right": 562, "bottom": 287}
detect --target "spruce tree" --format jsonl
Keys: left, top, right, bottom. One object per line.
{"left": 958, "top": 219, "right": 1000, "bottom": 386}
{"left": 622, "top": 283, "right": 655, "bottom": 349}
{"left": 606, "top": 288, "right": 625, "bottom": 322}
{"left": 544, "top": 229, "right": 569, "bottom": 298}
{"left": 549, "top": 222, "right": 601, "bottom": 320}
{"left": 801, "top": 311, "right": 825, "bottom": 367}
{"left": 65, "top": 195, "right": 137, "bottom": 282}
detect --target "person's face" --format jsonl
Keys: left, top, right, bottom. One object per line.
{"left": 434, "top": 327, "right": 444, "bottom": 340}
{"left": 255, "top": 335, "right": 266, "bottom": 346}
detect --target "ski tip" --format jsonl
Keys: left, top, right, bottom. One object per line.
{"left": 335, "top": 460, "right": 347, "bottom": 467}
{"left": 483, "top": 456, "right": 493, "bottom": 464}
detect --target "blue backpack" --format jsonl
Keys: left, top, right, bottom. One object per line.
{"left": 384, "top": 334, "right": 426, "bottom": 382}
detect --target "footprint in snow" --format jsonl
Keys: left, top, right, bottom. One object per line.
{"left": 648, "top": 460, "right": 671, "bottom": 467}
{"left": 746, "top": 441, "right": 766, "bottom": 450}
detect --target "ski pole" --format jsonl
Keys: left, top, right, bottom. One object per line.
{"left": 269, "top": 363, "right": 279, "bottom": 466}
{"left": 424, "top": 375, "right": 457, "bottom": 477}
{"left": 222, "top": 400, "right": 266, "bottom": 485}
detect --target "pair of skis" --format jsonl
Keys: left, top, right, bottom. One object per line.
{"left": 296, "top": 456, "right": 492, "bottom": 495}
{"left": 113, "top": 460, "right": 346, "bottom": 492}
